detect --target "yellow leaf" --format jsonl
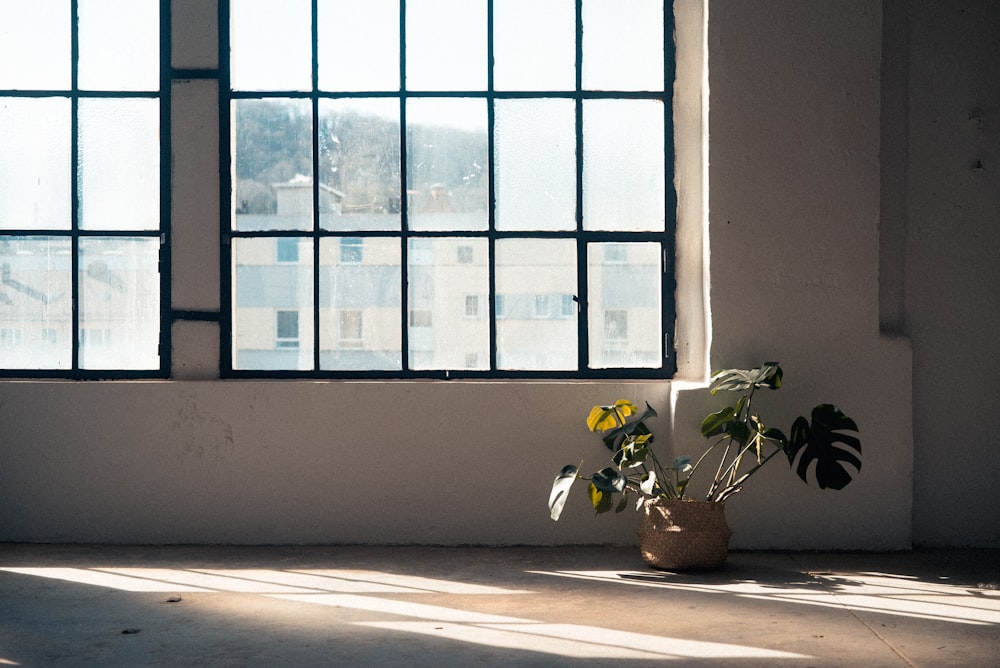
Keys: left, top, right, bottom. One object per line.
{"left": 588, "top": 482, "right": 604, "bottom": 508}
{"left": 586, "top": 400, "right": 637, "bottom": 433}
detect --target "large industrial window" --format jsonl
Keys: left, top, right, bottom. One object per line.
{"left": 224, "top": 0, "right": 675, "bottom": 378}
{"left": 0, "top": 0, "right": 165, "bottom": 377}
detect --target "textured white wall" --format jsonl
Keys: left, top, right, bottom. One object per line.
{"left": 697, "top": 0, "right": 913, "bottom": 549}
{"left": 4, "top": 0, "right": 992, "bottom": 549}
{"left": 904, "top": 1, "right": 1000, "bottom": 547}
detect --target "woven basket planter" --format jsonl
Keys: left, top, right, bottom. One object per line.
{"left": 638, "top": 498, "right": 732, "bottom": 571}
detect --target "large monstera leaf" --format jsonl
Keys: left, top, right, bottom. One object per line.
{"left": 785, "top": 404, "right": 861, "bottom": 490}
{"left": 587, "top": 401, "right": 657, "bottom": 453}
{"left": 709, "top": 363, "right": 783, "bottom": 394}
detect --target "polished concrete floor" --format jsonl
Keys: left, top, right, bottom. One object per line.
{"left": 0, "top": 544, "right": 997, "bottom": 667}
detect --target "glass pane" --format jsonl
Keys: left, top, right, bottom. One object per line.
{"left": 79, "top": 237, "right": 160, "bottom": 370}
{"left": 406, "top": 98, "right": 488, "bottom": 232}
{"left": 494, "top": 0, "right": 575, "bottom": 91}
{"left": 231, "top": 0, "right": 312, "bottom": 91}
{"left": 587, "top": 242, "right": 661, "bottom": 369}
{"left": 319, "top": 237, "right": 401, "bottom": 370}
{"left": 232, "top": 99, "right": 313, "bottom": 231}
{"left": 319, "top": 99, "right": 401, "bottom": 231}
{"left": 78, "top": 0, "right": 159, "bottom": 91}
{"left": 78, "top": 98, "right": 160, "bottom": 231}
{"left": 405, "top": 0, "right": 486, "bottom": 91}
{"left": 407, "top": 237, "right": 488, "bottom": 370}
{"left": 496, "top": 239, "right": 577, "bottom": 371}
{"left": 582, "top": 0, "right": 664, "bottom": 91}
{"left": 0, "top": 0, "right": 70, "bottom": 90}
{"left": 583, "top": 99, "right": 665, "bottom": 232}
{"left": 494, "top": 99, "right": 576, "bottom": 231}
{"left": 319, "top": 0, "right": 399, "bottom": 91}
{"left": 232, "top": 237, "right": 315, "bottom": 370}
{"left": 0, "top": 98, "right": 71, "bottom": 231}
{"left": 0, "top": 236, "right": 72, "bottom": 369}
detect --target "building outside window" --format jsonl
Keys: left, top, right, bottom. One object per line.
{"left": 465, "top": 295, "right": 481, "bottom": 319}
{"left": 338, "top": 309, "right": 363, "bottom": 348}
{"left": 275, "top": 310, "right": 300, "bottom": 349}
{"left": 0, "top": 0, "right": 164, "bottom": 376}
{"left": 276, "top": 237, "right": 300, "bottom": 263}
{"left": 226, "top": 0, "right": 674, "bottom": 378}
{"left": 339, "top": 237, "right": 363, "bottom": 264}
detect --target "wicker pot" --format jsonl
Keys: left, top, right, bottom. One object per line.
{"left": 637, "top": 498, "right": 732, "bottom": 571}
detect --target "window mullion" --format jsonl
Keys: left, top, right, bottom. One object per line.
{"left": 398, "top": 0, "right": 410, "bottom": 372}
{"left": 574, "top": 0, "right": 588, "bottom": 374}
{"left": 486, "top": 0, "right": 497, "bottom": 371}
{"left": 69, "top": 0, "right": 81, "bottom": 371}
{"left": 311, "top": 0, "right": 321, "bottom": 371}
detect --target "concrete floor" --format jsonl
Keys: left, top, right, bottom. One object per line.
{"left": 0, "top": 545, "right": 997, "bottom": 667}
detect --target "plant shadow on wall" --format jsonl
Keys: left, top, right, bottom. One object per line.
{"left": 548, "top": 363, "right": 863, "bottom": 571}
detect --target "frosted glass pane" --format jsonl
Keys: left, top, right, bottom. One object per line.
{"left": 78, "top": 237, "right": 160, "bottom": 370}
{"left": 582, "top": 0, "right": 663, "bottom": 91}
{"left": 319, "top": 237, "right": 401, "bottom": 370}
{"left": 319, "top": 0, "right": 399, "bottom": 91}
{"left": 406, "top": 98, "right": 488, "bottom": 232}
{"left": 319, "top": 99, "right": 401, "bottom": 231}
{"left": 0, "top": 237, "right": 72, "bottom": 369}
{"left": 583, "top": 100, "right": 665, "bottom": 232}
{"left": 78, "top": 0, "right": 159, "bottom": 91}
{"left": 232, "top": 99, "right": 313, "bottom": 231}
{"left": 494, "top": 99, "right": 575, "bottom": 231}
{"left": 406, "top": 0, "right": 486, "bottom": 91}
{"left": 0, "top": 0, "right": 70, "bottom": 89}
{"left": 495, "top": 239, "right": 577, "bottom": 371}
{"left": 231, "top": 0, "right": 312, "bottom": 91}
{"left": 0, "top": 98, "right": 71, "bottom": 230}
{"left": 587, "top": 242, "right": 661, "bottom": 369}
{"left": 78, "top": 98, "right": 160, "bottom": 231}
{"left": 494, "top": 0, "right": 575, "bottom": 91}
{"left": 407, "top": 237, "right": 488, "bottom": 371}
{"left": 232, "top": 237, "right": 315, "bottom": 370}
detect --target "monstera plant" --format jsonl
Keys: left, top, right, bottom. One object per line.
{"left": 549, "top": 362, "right": 863, "bottom": 521}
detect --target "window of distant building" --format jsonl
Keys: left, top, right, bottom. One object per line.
{"left": 276, "top": 237, "right": 300, "bottom": 263}
{"left": 0, "top": 0, "right": 164, "bottom": 376}
{"left": 464, "top": 295, "right": 481, "bottom": 319}
{"left": 225, "top": 0, "right": 675, "bottom": 378}
{"left": 275, "top": 310, "right": 300, "bottom": 349}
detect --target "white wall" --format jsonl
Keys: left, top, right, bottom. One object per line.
{"left": 902, "top": 0, "right": 1000, "bottom": 547}
{"left": 1, "top": 1, "right": 994, "bottom": 549}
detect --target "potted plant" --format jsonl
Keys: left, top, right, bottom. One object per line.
{"left": 547, "top": 362, "right": 862, "bottom": 570}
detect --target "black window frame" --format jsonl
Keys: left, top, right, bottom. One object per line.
{"left": 0, "top": 0, "right": 171, "bottom": 380}
{"left": 220, "top": 0, "right": 677, "bottom": 380}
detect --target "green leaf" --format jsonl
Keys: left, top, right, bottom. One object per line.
{"left": 548, "top": 464, "right": 579, "bottom": 521}
{"left": 709, "top": 363, "right": 783, "bottom": 394}
{"left": 786, "top": 404, "right": 862, "bottom": 490}
{"left": 701, "top": 406, "right": 736, "bottom": 437}
{"left": 613, "top": 433, "right": 651, "bottom": 468}
{"left": 763, "top": 427, "right": 788, "bottom": 446}
{"left": 615, "top": 493, "right": 630, "bottom": 513}
{"left": 728, "top": 420, "right": 752, "bottom": 447}
{"left": 591, "top": 467, "right": 627, "bottom": 493}
{"left": 589, "top": 467, "right": 626, "bottom": 515}
{"left": 588, "top": 482, "right": 614, "bottom": 514}
{"left": 640, "top": 470, "right": 657, "bottom": 495}
{"left": 598, "top": 402, "right": 657, "bottom": 452}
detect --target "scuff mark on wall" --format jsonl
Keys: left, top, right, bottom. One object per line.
{"left": 171, "top": 390, "right": 235, "bottom": 460}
